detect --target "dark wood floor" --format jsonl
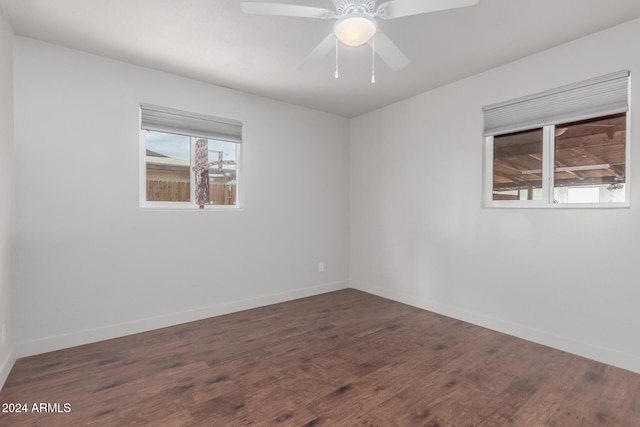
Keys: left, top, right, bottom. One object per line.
{"left": 1, "top": 289, "right": 639, "bottom": 426}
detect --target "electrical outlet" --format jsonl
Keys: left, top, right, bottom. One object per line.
{"left": 318, "top": 262, "right": 325, "bottom": 273}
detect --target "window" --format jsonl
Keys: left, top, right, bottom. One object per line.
{"left": 140, "top": 104, "right": 242, "bottom": 209}
{"left": 483, "top": 71, "right": 629, "bottom": 207}
{"left": 492, "top": 128, "right": 544, "bottom": 201}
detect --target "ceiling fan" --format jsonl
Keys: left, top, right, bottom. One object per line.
{"left": 241, "top": 0, "right": 480, "bottom": 72}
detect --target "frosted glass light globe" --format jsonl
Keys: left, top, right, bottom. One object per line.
{"left": 335, "top": 14, "right": 377, "bottom": 47}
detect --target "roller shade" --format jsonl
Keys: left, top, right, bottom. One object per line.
{"left": 141, "top": 103, "right": 242, "bottom": 143}
{"left": 483, "top": 70, "right": 629, "bottom": 137}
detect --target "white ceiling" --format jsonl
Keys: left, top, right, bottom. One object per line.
{"left": 2, "top": 0, "right": 640, "bottom": 118}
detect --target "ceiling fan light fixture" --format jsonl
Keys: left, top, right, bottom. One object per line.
{"left": 334, "top": 13, "right": 377, "bottom": 47}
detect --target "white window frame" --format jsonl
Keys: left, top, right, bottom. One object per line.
{"left": 482, "top": 71, "right": 631, "bottom": 209}
{"left": 139, "top": 104, "right": 243, "bottom": 210}
{"left": 483, "top": 112, "right": 630, "bottom": 208}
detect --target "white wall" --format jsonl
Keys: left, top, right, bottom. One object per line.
{"left": 0, "top": 4, "right": 15, "bottom": 388}
{"left": 12, "top": 37, "right": 350, "bottom": 356}
{"left": 350, "top": 18, "right": 640, "bottom": 373}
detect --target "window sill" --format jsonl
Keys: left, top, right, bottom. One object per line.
{"left": 140, "top": 203, "right": 242, "bottom": 211}
{"left": 482, "top": 201, "right": 630, "bottom": 209}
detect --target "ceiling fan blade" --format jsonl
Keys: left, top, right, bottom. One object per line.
{"left": 376, "top": 0, "right": 479, "bottom": 19}
{"left": 369, "top": 30, "right": 410, "bottom": 71}
{"left": 299, "top": 32, "right": 336, "bottom": 70}
{"left": 241, "top": 2, "right": 335, "bottom": 19}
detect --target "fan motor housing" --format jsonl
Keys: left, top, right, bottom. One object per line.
{"left": 337, "top": 0, "right": 376, "bottom": 16}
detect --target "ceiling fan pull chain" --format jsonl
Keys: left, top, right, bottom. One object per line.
{"left": 335, "top": 37, "right": 339, "bottom": 79}
{"left": 371, "top": 35, "right": 376, "bottom": 83}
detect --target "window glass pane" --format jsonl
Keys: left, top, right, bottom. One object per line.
{"left": 207, "top": 139, "right": 237, "bottom": 206}
{"left": 145, "top": 131, "right": 191, "bottom": 202}
{"left": 553, "top": 113, "right": 626, "bottom": 204}
{"left": 492, "top": 128, "right": 543, "bottom": 201}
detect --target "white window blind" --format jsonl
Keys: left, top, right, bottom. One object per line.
{"left": 140, "top": 103, "right": 242, "bottom": 143}
{"left": 483, "top": 70, "right": 629, "bottom": 137}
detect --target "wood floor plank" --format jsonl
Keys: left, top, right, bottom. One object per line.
{"left": 465, "top": 344, "right": 566, "bottom": 426}
{"left": 1, "top": 289, "right": 640, "bottom": 426}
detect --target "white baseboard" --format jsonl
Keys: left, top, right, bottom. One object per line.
{"left": 16, "top": 281, "right": 348, "bottom": 358}
{"left": 0, "top": 346, "right": 16, "bottom": 391}
{"left": 351, "top": 280, "right": 640, "bottom": 374}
